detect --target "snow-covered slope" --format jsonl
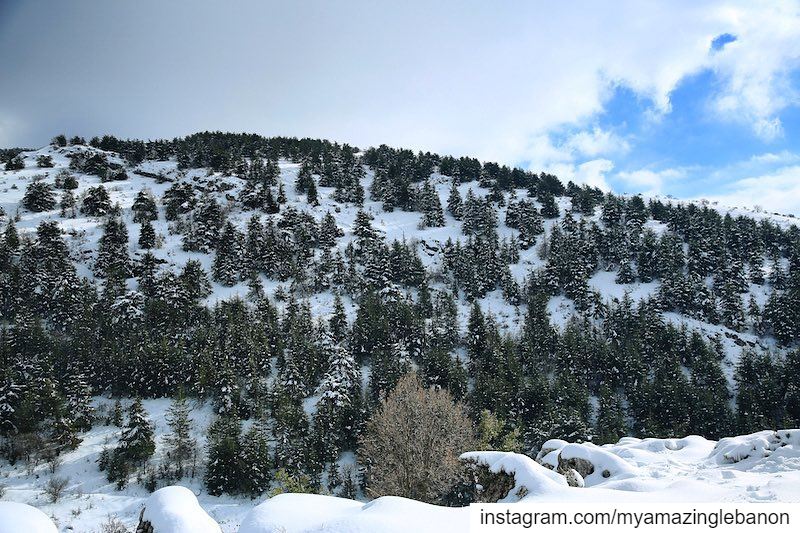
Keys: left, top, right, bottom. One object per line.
{"left": 0, "top": 395, "right": 797, "bottom": 533}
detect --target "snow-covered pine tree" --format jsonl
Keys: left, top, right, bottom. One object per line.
{"left": 118, "top": 398, "right": 155, "bottom": 464}
{"left": 138, "top": 219, "right": 157, "bottom": 249}
{"left": 80, "top": 185, "right": 112, "bottom": 216}
{"left": 131, "top": 189, "right": 158, "bottom": 223}
{"left": 212, "top": 221, "right": 243, "bottom": 286}
{"left": 21, "top": 182, "right": 56, "bottom": 212}
{"left": 94, "top": 216, "right": 131, "bottom": 279}
{"left": 164, "top": 393, "right": 196, "bottom": 479}
{"left": 205, "top": 413, "right": 243, "bottom": 495}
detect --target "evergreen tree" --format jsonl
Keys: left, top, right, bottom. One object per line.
{"left": 164, "top": 394, "right": 197, "bottom": 479}
{"left": 594, "top": 385, "right": 626, "bottom": 445}
{"left": 205, "top": 414, "right": 243, "bottom": 495}
{"left": 138, "top": 219, "right": 157, "bottom": 249}
{"left": 22, "top": 182, "right": 56, "bottom": 212}
{"left": 132, "top": 189, "right": 158, "bottom": 223}
{"left": 60, "top": 189, "right": 77, "bottom": 218}
{"left": 95, "top": 216, "right": 131, "bottom": 279}
{"left": 446, "top": 181, "right": 462, "bottom": 220}
{"left": 212, "top": 221, "right": 242, "bottom": 286}
{"left": 241, "top": 415, "right": 272, "bottom": 496}
{"left": 118, "top": 398, "right": 155, "bottom": 464}
{"left": 306, "top": 177, "right": 319, "bottom": 206}
{"left": 81, "top": 186, "right": 112, "bottom": 216}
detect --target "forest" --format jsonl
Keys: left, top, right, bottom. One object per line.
{"left": 0, "top": 131, "right": 799, "bottom": 503}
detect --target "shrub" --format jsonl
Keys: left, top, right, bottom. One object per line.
{"left": 36, "top": 154, "right": 54, "bottom": 168}
{"left": 359, "top": 372, "right": 477, "bottom": 504}
{"left": 4, "top": 155, "right": 24, "bottom": 171}
{"left": 44, "top": 476, "right": 70, "bottom": 502}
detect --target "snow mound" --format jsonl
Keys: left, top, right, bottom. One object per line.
{"left": 558, "top": 443, "right": 639, "bottom": 486}
{"left": 141, "top": 486, "right": 221, "bottom": 533}
{"left": 238, "top": 493, "right": 467, "bottom": 533}
{"left": 711, "top": 429, "right": 800, "bottom": 465}
{"left": 460, "top": 451, "right": 568, "bottom": 499}
{"left": 0, "top": 502, "right": 58, "bottom": 533}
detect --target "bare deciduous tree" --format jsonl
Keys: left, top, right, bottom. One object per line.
{"left": 359, "top": 372, "right": 477, "bottom": 503}
{"left": 44, "top": 475, "right": 70, "bottom": 502}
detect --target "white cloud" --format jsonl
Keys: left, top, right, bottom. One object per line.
{"left": 707, "top": 1, "right": 800, "bottom": 141}
{"left": 701, "top": 165, "right": 800, "bottom": 215}
{"left": 565, "top": 128, "right": 631, "bottom": 158}
{"left": 2, "top": 1, "right": 798, "bottom": 160}
{"left": 616, "top": 168, "right": 687, "bottom": 195}
{"left": 575, "top": 159, "right": 615, "bottom": 191}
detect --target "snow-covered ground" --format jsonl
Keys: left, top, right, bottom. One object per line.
{"left": 2, "top": 413, "right": 798, "bottom": 532}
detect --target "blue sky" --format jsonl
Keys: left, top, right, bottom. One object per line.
{"left": 1, "top": 1, "right": 799, "bottom": 213}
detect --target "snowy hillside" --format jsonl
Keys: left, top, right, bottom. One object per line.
{"left": 1, "top": 133, "right": 799, "bottom": 531}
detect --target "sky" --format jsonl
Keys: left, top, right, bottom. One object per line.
{"left": 1, "top": 0, "right": 799, "bottom": 214}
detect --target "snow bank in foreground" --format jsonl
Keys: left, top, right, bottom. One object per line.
{"left": 0, "top": 502, "right": 58, "bottom": 533}
{"left": 238, "top": 493, "right": 468, "bottom": 533}
{"left": 141, "top": 486, "right": 221, "bottom": 533}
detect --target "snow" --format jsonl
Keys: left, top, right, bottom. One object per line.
{"left": 239, "top": 494, "right": 468, "bottom": 533}
{"left": 460, "top": 451, "right": 568, "bottom": 499}
{"left": 142, "top": 486, "right": 222, "bottom": 533}
{"left": 0, "top": 502, "right": 58, "bottom": 533}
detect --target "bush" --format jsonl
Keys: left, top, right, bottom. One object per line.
{"left": 359, "top": 372, "right": 477, "bottom": 504}
{"left": 4, "top": 155, "right": 24, "bottom": 171}
{"left": 98, "top": 515, "right": 129, "bottom": 533}
{"left": 36, "top": 154, "right": 54, "bottom": 168}
{"left": 44, "top": 475, "right": 70, "bottom": 502}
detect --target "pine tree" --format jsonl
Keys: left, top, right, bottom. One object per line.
{"left": 205, "top": 414, "right": 243, "bottom": 495}
{"left": 212, "top": 221, "right": 242, "bottom": 286}
{"left": 314, "top": 340, "right": 362, "bottom": 462}
{"left": 418, "top": 180, "right": 445, "bottom": 227}
{"left": 594, "top": 385, "right": 626, "bottom": 444}
{"left": 295, "top": 161, "right": 314, "bottom": 194}
{"left": 81, "top": 186, "right": 112, "bottom": 216}
{"left": 95, "top": 216, "right": 131, "bottom": 279}
{"left": 164, "top": 394, "right": 197, "bottom": 479}
{"left": 318, "top": 212, "right": 343, "bottom": 248}
{"left": 186, "top": 196, "right": 223, "bottom": 253}
{"left": 538, "top": 191, "right": 559, "bottom": 219}
{"left": 59, "top": 190, "right": 76, "bottom": 217}
{"left": 138, "top": 219, "right": 157, "bottom": 249}
{"left": 241, "top": 415, "right": 272, "bottom": 496}
{"left": 734, "top": 350, "right": 783, "bottom": 432}
{"left": 64, "top": 369, "right": 94, "bottom": 432}
{"left": 306, "top": 177, "right": 319, "bottom": 206}
{"left": 689, "top": 342, "right": 734, "bottom": 438}
{"left": 22, "top": 182, "right": 56, "bottom": 212}
{"left": 446, "top": 181, "right": 462, "bottom": 220}
{"left": 132, "top": 189, "right": 158, "bottom": 223}
{"left": 118, "top": 398, "right": 155, "bottom": 464}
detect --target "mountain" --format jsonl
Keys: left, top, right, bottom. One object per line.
{"left": 0, "top": 132, "right": 798, "bottom": 531}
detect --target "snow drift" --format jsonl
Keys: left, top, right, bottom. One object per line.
{"left": 140, "top": 486, "right": 221, "bottom": 533}
{"left": 238, "top": 493, "right": 468, "bottom": 533}
{"left": 0, "top": 502, "right": 58, "bottom": 533}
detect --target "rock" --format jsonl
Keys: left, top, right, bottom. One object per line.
{"left": 556, "top": 456, "right": 595, "bottom": 480}
{"left": 564, "top": 468, "right": 585, "bottom": 488}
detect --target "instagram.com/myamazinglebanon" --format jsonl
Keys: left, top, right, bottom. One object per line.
{"left": 470, "top": 503, "right": 794, "bottom": 532}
